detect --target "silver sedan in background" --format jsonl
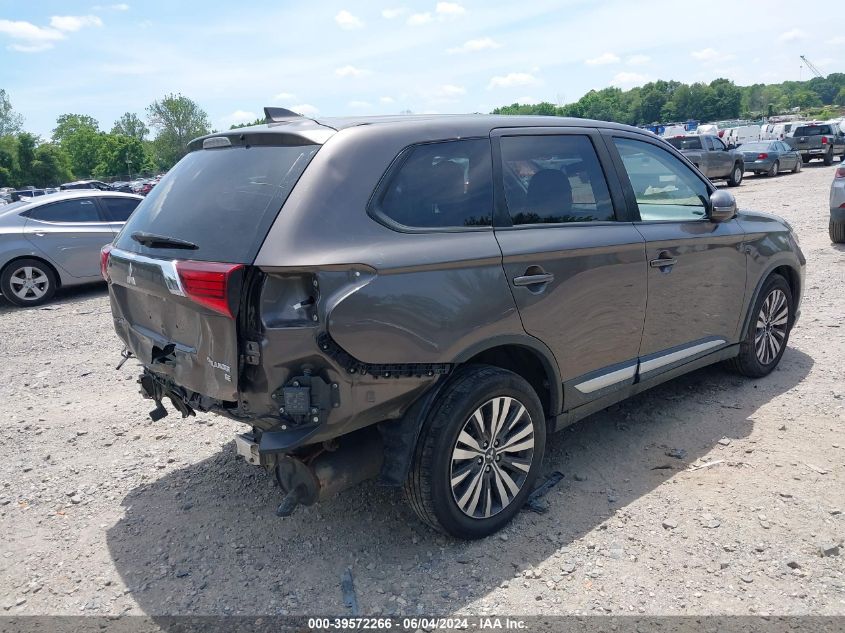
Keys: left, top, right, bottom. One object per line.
{"left": 741, "top": 140, "right": 802, "bottom": 176}
{"left": 0, "top": 190, "right": 143, "bottom": 306}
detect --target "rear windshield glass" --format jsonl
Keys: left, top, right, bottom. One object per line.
{"left": 114, "top": 144, "right": 319, "bottom": 263}
{"left": 741, "top": 143, "right": 771, "bottom": 152}
{"left": 793, "top": 126, "right": 830, "bottom": 136}
{"left": 665, "top": 137, "right": 702, "bottom": 150}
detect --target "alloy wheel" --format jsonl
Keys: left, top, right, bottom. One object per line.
{"left": 450, "top": 396, "right": 535, "bottom": 519}
{"left": 754, "top": 288, "right": 789, "bottom": 365}
{"left": 9, "top": 265, "right": 50, "bottom": 301}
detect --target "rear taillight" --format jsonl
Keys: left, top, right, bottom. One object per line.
{"left": 821, "top": 136, "right": 828, "bottom": 145}
{"left": 718, "top": 130, "right": 725, "bottom": 137}
{"left": 757, "top": 153, "right": 768, "bottom": 160}
{"left": 175, "top": 261, "right": 243, "bottom": 318}
{"left": 100, "top": 244, "right": 112, "bottom": 281}
{"left": 836, "top": 166, "right": 845, "bottom": 179}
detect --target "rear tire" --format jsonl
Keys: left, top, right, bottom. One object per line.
{"left": 727, "top": 163, "right": 743, "bottom": 187}
{"left": 767, "top": 161, "right": 779, "bottom": 177}
{"left": 404, "top": 365, "right": 546, "bottom": 539}
{"left": 830, "top": 219, "right": 845, "bottom": 244}
{"left": 823, "top": 149, "right": 834, "bottom": 166}
{"left": 802, "top": 155, "right": 810, "bottom": 164}
{"left": 727, "top": 274, "right": 793, "bottom": 378}
{"left": 0, "top": 258, "right": 57, "bottom": 307}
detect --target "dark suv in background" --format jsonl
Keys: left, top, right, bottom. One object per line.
{"left": 102, "top": 109, "right": 805, "bottom": 538}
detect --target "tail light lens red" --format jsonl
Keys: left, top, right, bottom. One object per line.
{"left": 836, "top": 166, "right": 845, "bottom": 179}
{"left": 100, "top": 244, "right": 113, "bottom": 281}
{"left": 757, "top": 153, "right": 769, "bottom": 160}
{"left": 175, "top": 261, "right": 243, "bottom": 318}
{"left": 821, "top": 136, "right": 828, "bottom": 145}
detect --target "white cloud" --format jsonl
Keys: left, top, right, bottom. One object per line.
{"left": 487, "top": 73, "right": 538, "bottom": 89}
{"left": 436, "top": 2, "right": 466, "bottom": 16}
{"left": 0, "top": 19, "right": 64, "bottom": 52}
{"left": 381, "top": 7, "right": 407, "bottom": 19}
{"left": 334, "top": 10, "right": 364, "bottom": 30}
{"left": 290, "top": 104, "right": 319, "bottom": 117}
{"left": 826, "top": 36, "right": 845, "bottom": 46}
{"left": 348, "top": 100, "right": 372, "bottom": 109}
{"left": 585, "top": 52, "right": 620, "bottom": 66}
{"left": 272, "top": 92, "right": 296, "bottom": 102}
{"left": 407, "top": 12, "right": 433, "bottom": 26}
{"left": 779, "top": 29, "right": 805, "bottom": 42}
{"left": 335, "top": 65, "right": 370, "bottom": 77}
{"left": 221, "top": 110, "right": 258, "bottom": 126}
{"left": 611, "top": 72, "right": 648, "bottom": 87}
{"left": 430, "top": 84, "right": 466, "bottom": 101}
{"left": 690, "top": 48, "right": 734, "bottom": 63}
{"left": 379, "top": 96, "right": 395, "bottom": 104}
{"left": 626, "top": 54, "right": 650, "bottom": 65}
{"left": 447, "top": 37, "right": 500, "bottom": 54}
{"left": 50, "top": 15, "right": 103, "bottom": 32}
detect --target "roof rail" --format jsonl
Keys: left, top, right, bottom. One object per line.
{"left": 264, "top": 106, "right": 303, "bottom": 123}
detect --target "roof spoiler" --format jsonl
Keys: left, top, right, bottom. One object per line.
{"left": 264, "top": 107, "right": 303, "bottom": 123}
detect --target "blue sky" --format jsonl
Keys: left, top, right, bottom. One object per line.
{"left": 0, "top": 0, "right": 841, "bottom": 138}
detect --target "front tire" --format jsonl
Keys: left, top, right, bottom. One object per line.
{"left": 728, "top": 274, "right": 793, "bottom": 378}
{"left": 404, "top": 365, "right": 546, "bottom": 539}
{"left": 727, "top": 164, "right": 743, "bottom": 187}
{"left": 1, "top": 259, "right": 57, "bottom": 307}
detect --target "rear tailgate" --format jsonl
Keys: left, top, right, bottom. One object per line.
{"left": 107, "top": 250, "right": 244, "bottom": 401}
{"left": 103, "top": 123, "right": 329, "bottom": 402}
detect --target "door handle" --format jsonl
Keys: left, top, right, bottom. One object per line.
{"left": 649, "top": 255, "right": 677, "bottom": 269}
{"left": 513, "top": 272, "right": 554, "bottom": 286}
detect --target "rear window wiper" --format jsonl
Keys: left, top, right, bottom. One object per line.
{"left": 131, "top": 231, "right": 198, "bottom": 250}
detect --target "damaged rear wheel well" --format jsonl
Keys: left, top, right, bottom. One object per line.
{"left": 464, "top": 345, "right": 554, "bottom": 417}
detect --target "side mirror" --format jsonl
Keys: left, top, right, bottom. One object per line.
{"left": 709, "top": 190, "right": 737, "bottom": 222}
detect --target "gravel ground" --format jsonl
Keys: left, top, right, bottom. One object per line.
{"left": 1, "top": 162, "right": 843, "bottom": 618}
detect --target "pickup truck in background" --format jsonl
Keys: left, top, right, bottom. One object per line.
{"left": 785, "top": 123, "right": 845, "bottom": 165}
{"left": 665, "top": 134, "right": 745, "bottom": 186}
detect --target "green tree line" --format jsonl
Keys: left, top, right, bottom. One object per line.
{"left": 0, "top": 91, "right": 211, "bottom": 189}
{"left": 493, "top": 74, "right": 845, "bottom": 125}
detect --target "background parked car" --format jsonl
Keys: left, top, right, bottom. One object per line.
{"left": 723, "top": 125, "right": 761, "bottom": 148}
{"left": 59, "top": 180, "right": 114, "bottom": 191}
{"left": 785, "top": 123, "right": 845, "bottom": 165}
{"left": 0, "top": 190, "right": 143, "bottom": 306}
{"left": 664, "top": 134, "right": 745, "bottom": 185}
{"left": 740, "top": 141, "right": 802, "bottom": 176}
{"left": 831, "top": 164, "right": 845, "bottom": 243}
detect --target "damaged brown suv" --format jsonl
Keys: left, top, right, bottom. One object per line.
{"left": 103, "top": 108, "right": 805, "bottom": 538}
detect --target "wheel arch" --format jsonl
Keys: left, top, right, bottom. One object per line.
{"left": 377, "top": 335, "right": 562, "bottom": 488}
{"left": 453, "top": 336, "right": 562, "bottom": 418}
{"left": 1, "top": 255, "right": 63, "bottom": 289}
{"left": 739, "top": 263, "right": 801, "bottom": 340}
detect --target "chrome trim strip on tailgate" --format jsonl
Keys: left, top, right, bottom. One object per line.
{"left": 109, "top": 247, "right": 185, "bottom": 296}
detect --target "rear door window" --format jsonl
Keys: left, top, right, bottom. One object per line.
{"left": 30, "top": 198, "right": 102, "bottom": 222}
{"left": 100, "top": 196, "right": 141, "bottom": 222}
{"left": 499, "top": 135, "right": 615, "bottom": 224}
{"left": 374, "top": 138, "right": 493, "bottom": 229}
{"left": 114, "top": 143, "right": 320, "bottom": 263}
